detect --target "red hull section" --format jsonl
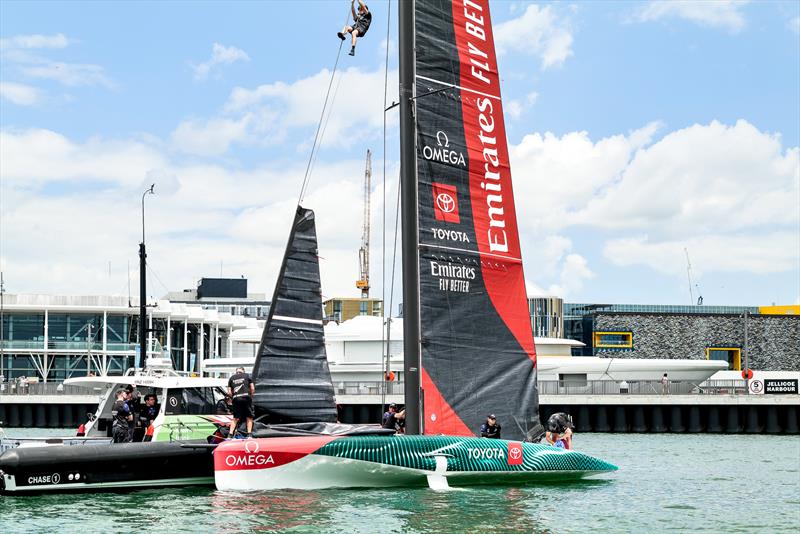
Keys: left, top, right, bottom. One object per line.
{"left": 215, "top": 436, "right": 335, "bottom": 472}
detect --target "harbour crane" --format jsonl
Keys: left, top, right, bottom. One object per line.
{"left": 356, "top": 149, "right": 372, "bottom": 298}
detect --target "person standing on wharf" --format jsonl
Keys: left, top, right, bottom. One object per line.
{"left": 228, "top": 366, "right": 255, "bottom": 438}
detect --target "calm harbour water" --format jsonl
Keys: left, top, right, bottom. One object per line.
{"left": 0, "top": 429, "right": 798, "bottom": 534}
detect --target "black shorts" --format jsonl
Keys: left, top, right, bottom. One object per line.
{"left": 232, "top": 397, "right": 254, "bottom": 420}
{"left": 354, "top": 22, "right": 369, "bottom": 37}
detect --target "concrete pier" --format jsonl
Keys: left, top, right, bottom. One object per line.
{"left": 1, "top": 393, "right": 798, "bottom": 434}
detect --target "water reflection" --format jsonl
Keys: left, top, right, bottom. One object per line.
{"left": 209, "top": 490, "right": 330, "bottom": 533}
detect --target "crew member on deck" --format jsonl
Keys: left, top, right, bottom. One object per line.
{"left": 228, "top": 367, "right": 255, "bottom": 438}
{"left": 480, "top": 414, "right": 501, "bottom": 439}
{"left": 337, "top": 0, "right": 371, "bottom": 56}
{"left": 137, "top": 394, "right": 159, "bottom": 441}
{"left": 111, "top": 388, "right": 133, "bottom": 443}
{"left": 125, "top": 385, "right": 141, "bottom": 441}
{"left": 545, "top": 412, "right": 574, "bottom": 449}
{"left": 216, "top": 394, "right": 233, "bottom": 415}
{"left": 382, "top": 403, "right": 405, "bottom": 431}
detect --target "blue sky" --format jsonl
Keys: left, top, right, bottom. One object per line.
{"left": 1, "top": 0, "right": 798, "bottom": 309}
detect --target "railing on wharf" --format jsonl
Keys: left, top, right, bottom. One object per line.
{"left": 0, "top": 379, "right": 754, "bottom": 397}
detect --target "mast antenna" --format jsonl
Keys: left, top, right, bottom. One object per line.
{"left": 356, "top": 149, "right": 372, "bottom": 298}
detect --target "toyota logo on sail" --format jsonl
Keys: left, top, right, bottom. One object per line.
{"left": 436, "top": 193, "right": 456, "bottom": 213}
{"left": 432, "top": 183, "right": 460, "bottom": 223}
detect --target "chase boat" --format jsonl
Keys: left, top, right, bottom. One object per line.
{"left": 0, "top": 365, "right": 230, "bottom": 494}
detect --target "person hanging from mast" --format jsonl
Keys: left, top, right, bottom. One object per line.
{"left": 337, "top": 0, "right": 371, "bottom": 57}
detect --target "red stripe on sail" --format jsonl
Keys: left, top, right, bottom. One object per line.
{"left": 422, "top": 367, "right": 473, "bottom": 436}
{"left": 214, "top": 436, "right": 336, "bottom": 471}
{"left": 451, "top": 0, "right": 537, "bottom": 366}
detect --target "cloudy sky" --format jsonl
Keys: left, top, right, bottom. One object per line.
{"left": 1, "top": 0, "right": 798, "bottom": 311}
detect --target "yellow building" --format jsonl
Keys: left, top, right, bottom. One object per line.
{"left": 323, "top": 298, "right": 383, "bottom": 323}
{"left": 759, "top": 305, "right": 800, "bottom": 315}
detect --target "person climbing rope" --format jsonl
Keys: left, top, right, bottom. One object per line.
{"left": 337, "top": 0, "right": 371, "bottom": 56}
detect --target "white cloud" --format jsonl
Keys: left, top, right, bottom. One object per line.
{"left": 21, "top": 62, "right": 113, "bottom": 88}
{"left": 523, "top": 234, "right": 594, "bottom": 299}
{"left": 173, "top": 66, "right": 398, "bottom": 156}
{"left": 509, "top": 119, "right": 798, "bottom": 288}
{"left": 0, "top": 33, "right": 69, "bottom": 50}
{"left": 192, "top": 43, "right": 250, "bottom": 80}
{"left": 633, "top": 1, "right": 749, "bottom": 32}
{"left": 0, "top": 126, "right": 396, "bottom": 300}
{"left": 510, "top": 121, "right": 661, "bottom": 234}
{"left": 506, "top": 91, "right": 538, "bottom": 120}
{"left": 1, "top": 32, "right": 112, "bottom": 89}
{"left": 495, "top": 4, "right": 573, "bottom": 69}
{"left": 789, "top": 16, "right": 800, "bottom": 34}
{"left": 170, "top": 115, "right": 254, "bottom": 156}
{"left": 0, "top": 129, "right": 167, "bottom": 186}
{"left": 0, "top": 81, "right": 41, "bottom": 105}
{"left": 604, "top": 233, "right": 799, "bottom": 276}
{"left": 573, "top": 120, "right": 799, "bottom": 235}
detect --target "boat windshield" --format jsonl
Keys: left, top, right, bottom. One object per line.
{"left": 164, "top": 386, "right": 227, "bottom": 416}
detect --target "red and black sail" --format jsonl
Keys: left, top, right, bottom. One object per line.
{"left": 414, "top": 0, "right": 541, "bottom": 441}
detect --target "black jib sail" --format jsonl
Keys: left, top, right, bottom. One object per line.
{"left": 251, "top": 206, "right": 337, "bottom": 423}
{"left": 413, "top": 0, "right": 541, "bottom": 441}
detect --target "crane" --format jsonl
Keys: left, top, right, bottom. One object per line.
{"left": 356, "top": 149, "right": 372, "bottom": 298}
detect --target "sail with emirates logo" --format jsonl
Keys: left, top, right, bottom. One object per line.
{"left": 414, "top": 0, "right": 541, "bottom": 440}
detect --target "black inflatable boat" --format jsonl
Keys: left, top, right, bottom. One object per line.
{"left": 0, "top": 441, "right": 214, "bottom": 494}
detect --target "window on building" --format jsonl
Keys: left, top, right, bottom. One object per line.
{"left": 558, "top": 373, "right": 588, "bottom": 387}
{"left": 706, "top": 348, "right": 741, "bottom": 370}
{"left": 359, "top": 300, "right": 368, "bottom": 316}
{"left": 1, "top": 313, "right": 45, "bottom": 346}
{"left": 594, "top": 331, "right": 633, "bottom": 349}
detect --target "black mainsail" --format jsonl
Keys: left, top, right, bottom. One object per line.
{"left": 402, "top": 0, "right": 542, "bottom": 441}
{"left": 251, "top": 206, "right": 337, "bottom": 423}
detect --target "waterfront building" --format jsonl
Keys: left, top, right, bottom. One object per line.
{"left": 562, "top": 303, "right": 799, "bottom": 370}
{"left": 163, "top": 277, "right": 271, "bottom": 320}
{"left": 0, "top": 294, "right": 260, "bottom": 382}
{"left": 529, "top": 296, "right": 564, "bottom": 338}
{"left": 323, "top": 297, "right": 383, "bottom": 323}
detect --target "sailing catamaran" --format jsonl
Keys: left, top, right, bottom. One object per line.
{"left": 214, "top": 0, "right": 617, "bottom": 491}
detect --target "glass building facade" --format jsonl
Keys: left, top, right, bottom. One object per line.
{"left": 0, "top": 295, "right": 254, "bottom": 383}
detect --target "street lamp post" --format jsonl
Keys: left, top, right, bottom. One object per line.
{"left": 1, "top": 271, "right": 5, "bottom": 388}
{"left": 139, "top": 184, "right": 155, "bottom": 370}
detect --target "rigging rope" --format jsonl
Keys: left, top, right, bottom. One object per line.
{"left": 380, "top": 0, "right": 393, "bottom": 411}
{"left": 296, "top": 6, "right": 352, "bottom": 206}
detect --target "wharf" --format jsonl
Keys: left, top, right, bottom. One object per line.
{"left": 1, "top": 379, "right": 798, "bottom": 433}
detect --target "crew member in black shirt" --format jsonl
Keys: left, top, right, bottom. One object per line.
{"left": 111, "top": 388, "right": 133, "bottom": 443}
{"left": 216, "top": 394, "right": 233, "bottom": 415}
{"left": 480, "top": 414, "right": 501, "bottom": 439}
{"left": 228, "top": 366, "right": 255, "bottom": 438}
{"left": 137, "top": 393, "right": 159, "bottom": 441}
{"left": 381, "top": 403, "right": 405, "bottom": 431}
{"left": 337, "top": 0, "right": 371, "bottom": 56}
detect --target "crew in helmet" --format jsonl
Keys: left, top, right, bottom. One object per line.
{"left": 545, "top": 412, "right": 574, "bottom": 449}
